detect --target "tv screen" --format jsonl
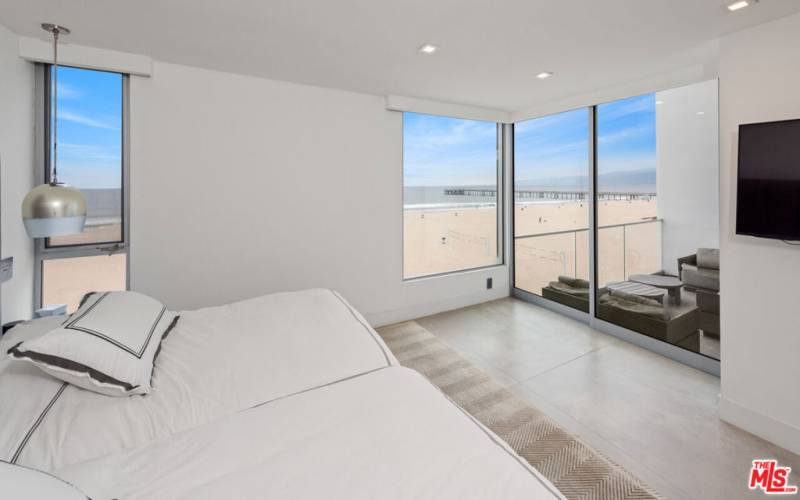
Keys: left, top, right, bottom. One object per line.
{"left": 737, "top": 118, "right": 800, "bottom": 240}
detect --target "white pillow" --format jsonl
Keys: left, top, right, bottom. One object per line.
{"left": 0, "top": 460, "right": 88, "bottom": 499}
{"left": 0, "top": 316, "right": 64, "bottom": 360}
{"left": 7, "top": 291, "right": 179, "bottom": 397}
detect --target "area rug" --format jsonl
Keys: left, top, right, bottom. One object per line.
{"left": 377, "top": 321, "right": 663, "bottom": 500}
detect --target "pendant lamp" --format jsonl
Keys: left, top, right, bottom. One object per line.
{"left": 21, "top": 23, "right": 87, "bottom": 238}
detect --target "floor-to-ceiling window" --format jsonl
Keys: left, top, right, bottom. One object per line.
{"left": 513, "top": 80, "right": 720, "bottom": 362}
{"left": 595, "top": 94, "right": 659, "bottom": 287}
{"left": 595, "top": 82, "right": 720, "bottom": 360}
{"left": 513, "top": 109, "right": 590, "bottom": 311}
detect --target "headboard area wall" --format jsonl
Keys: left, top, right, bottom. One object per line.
{"left": 0, "top": 21, "right": 36, "bottom": 324}
{"left": 127, "top": 61, "right": 509, "bottom": 326}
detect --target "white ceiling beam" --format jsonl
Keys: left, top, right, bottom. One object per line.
{"left": 19, "top": 36, "right": 152, "bottom": 77}
{"left": 386, "top": 95, "right": 511, "bottom": 123}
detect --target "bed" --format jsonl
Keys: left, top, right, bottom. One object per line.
{"left": 1, "top": 289, "right": 563, "bottom": 499}
{"left": 56, "top": 367, "right": 562, "bottom": 499}
{"left": 0, "top": 289, "right": 394, "bottom": 469}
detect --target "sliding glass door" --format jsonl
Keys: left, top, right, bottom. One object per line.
{"left": 595, "top": 83, "right": 720, "bottom": 360}
{"left": 513, "top": 80, "right": 720, "bottom": 362}
{"left": 514, "top": 109, "right": 590, "bottom": 311}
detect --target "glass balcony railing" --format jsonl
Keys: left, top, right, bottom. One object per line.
{"left": 514, "top": 218, "right": 662, "bottom": 296}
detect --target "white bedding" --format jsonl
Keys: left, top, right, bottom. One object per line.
{"left": 0, "top": 289, "right": 395, "bottom": 470}
{"left": 57, "top": 367, "right": 564, "bottom": 500}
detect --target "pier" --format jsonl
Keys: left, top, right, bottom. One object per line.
{"left": 443, "top": 188, "right": 655, "bottom": 202}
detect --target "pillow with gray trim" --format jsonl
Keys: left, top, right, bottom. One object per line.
{"left": 7, "top": 291, "right": 179, "bottom": 397}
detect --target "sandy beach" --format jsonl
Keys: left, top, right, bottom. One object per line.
{"left": 42, "top": 222, "right": 126, "bottom": 312}
{"left": 405, "top": 199, "right": 660, "bottom": 295}
{"left": 49, "top": 222, "right": 122, "bottom": 247}
{"left": 42, "top": 253, "right": 127, "bottom": 312}
{"left": 45, "top": 202, "right": 658, "bottom": 312}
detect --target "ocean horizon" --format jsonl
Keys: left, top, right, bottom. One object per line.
{"left": 80, "top": 188, "right": 122, "bottom": 225}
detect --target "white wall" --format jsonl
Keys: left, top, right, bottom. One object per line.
{"left": 0, "top": 22, "right": 35, "bottom": 323}
{"left": 655, "top": 80, "right": 720, "bottom": 276}
{"left": 129, "top": 62, "right": 508, "bottom": 326}
{"left": 718, "top": 12, "right": 800, "bottom": 455}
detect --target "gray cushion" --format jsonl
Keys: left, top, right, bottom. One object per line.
{"left": 608, "top": 289, "right": 662, "bottom": 307}
{"left": 681, "top": 264, "right": 719, "bottom": 291}
{"left": 696, "top": 248, "right": 719, "bottom": 270}
{"left": 557, "top": 276, "right": 590, "bottom": 289}
{"left": 599, "top": 294, "right": 667, "bottom": 320}
{"left": 548, "top": 281, "right": 589, "bottom": 297}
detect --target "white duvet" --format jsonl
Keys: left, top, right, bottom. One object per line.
{"left": 0, "top": 289, "right": 395, "bottom": 470}
{"left": 57, "top": 367, "right": 564, "bottom": 500}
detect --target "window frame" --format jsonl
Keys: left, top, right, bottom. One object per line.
{"left": 33, "top": 63, "right": 131, "bottom": 309}
{"left": 401, "top": 112, "right": 505, "bottom": 281}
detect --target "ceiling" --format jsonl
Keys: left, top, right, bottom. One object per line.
{"left": 1, "top": 0, "right": 799, "bottom": 112}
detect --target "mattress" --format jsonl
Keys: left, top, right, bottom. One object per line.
{"left": 57, "top": 367, "right": 564, "bottom": 500}
{"left": 0, "top": 289, "right": 395, "bottom": 470}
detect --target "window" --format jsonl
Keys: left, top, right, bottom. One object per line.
{"left": 513, "top": 109, "right": 590, "bottom": 307}
{"left": 595, "top": 83, "right": 720, "bottom": 360}
{"left": 35, "top": 65, "right": 128, "bottom": 313}
{"left": 403, "top": 112, "right": 502, "bottom": 279}
{"left": 512, "top": 80, "right": 720, "bottom": 362}
{"left": 595, "top": 94, "right": 660, "bottom": 289}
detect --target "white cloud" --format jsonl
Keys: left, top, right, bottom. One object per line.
{"left": 599, "top": 95, "right": 654, "bottom": 121}
{"left": 56, "top": 82, "right": 82, "bottom": 100}
{"left": 597, "top": 124, "right": 653, "bottom": 145}
{"left": 59, "top": 109, "right": 119, "bottom": 130}
{"left": 405, "top": 117, "right": 495, "bottom": 151}
{"left": 514, "top": 110, "right": 575, "bottom": 134}
{"left": 59, "top": 142, "right": 121, "bottom": 162}
{"left": 598, "top": 153, "right": 656, "bottom": 173}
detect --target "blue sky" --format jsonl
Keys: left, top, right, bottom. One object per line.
{"left": 62, "top": 71, "right": 653, "bottom": 190}
{"left": 596, "top": 94, "right": 657, "bottom": 177}
{"left": 403, "top": 113, "right": 497, "bottom": 186}
{"left": 54, "top": 67, "right": 122, "bottom": 189}
{"left": 404, "top": 93, "right": 656, "bottom": 187}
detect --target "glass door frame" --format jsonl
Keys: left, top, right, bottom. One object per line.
{"left": 510, "top": 106, "right": 720, "bottom": 377}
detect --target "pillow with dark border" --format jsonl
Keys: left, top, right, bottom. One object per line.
{"left": 7, "top": 291, "right": 179, "bottom": 397}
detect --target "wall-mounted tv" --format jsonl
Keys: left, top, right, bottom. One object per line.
{"left": 736, "top": 118, "right": 800, "bottom": 241}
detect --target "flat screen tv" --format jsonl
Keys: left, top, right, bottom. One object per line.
{"left": 737, "top": 118, "right": 800, "bottom": 241}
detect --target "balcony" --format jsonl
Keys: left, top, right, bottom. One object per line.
{"left": 514, "top": 218, "right": 662, "bottom": 295}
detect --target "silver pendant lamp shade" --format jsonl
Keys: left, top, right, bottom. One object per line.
{"left": 22, "top": 23, "right": 87, "bottom": 238}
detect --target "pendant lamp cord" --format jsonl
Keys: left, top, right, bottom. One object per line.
{"left": 51, "top": 27, "right": 59, "bottom": 185}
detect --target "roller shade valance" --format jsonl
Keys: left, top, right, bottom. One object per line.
{"left": 19, "top": 36, "right": 152, "bottom": 77}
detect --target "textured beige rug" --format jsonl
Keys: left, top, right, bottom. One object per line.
{"left": 377, "top": 321, "right": 663, "bottom": 500}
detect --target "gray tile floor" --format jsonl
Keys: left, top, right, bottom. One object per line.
{"left": 407, "top": 297, "right": 799, "bottom": 500}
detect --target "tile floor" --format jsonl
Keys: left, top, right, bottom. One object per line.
{"left": 386, "top": 297, "right": 799, "bottom": 500}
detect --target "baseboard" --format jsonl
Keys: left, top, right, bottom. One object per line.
{"left": 365, "top": 287, "right": 509, "bottom": 328}
{"left": 719, "top": 397, "right": 800, "bottom": 455}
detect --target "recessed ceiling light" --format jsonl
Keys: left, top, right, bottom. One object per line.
{"left": 536, "top": 71, "right": 554, "bottom": 80}
{"left": 655, "top": 100, "right": 664, "bottom": 105}
{"left": 419, "top": 44, "right": 437, "bottom": 55}
{"left": 727, "top": 1, "right": 749, "bottom": 11}
{"left": 697, "top": 111, "right": 705, "bottom": 115}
